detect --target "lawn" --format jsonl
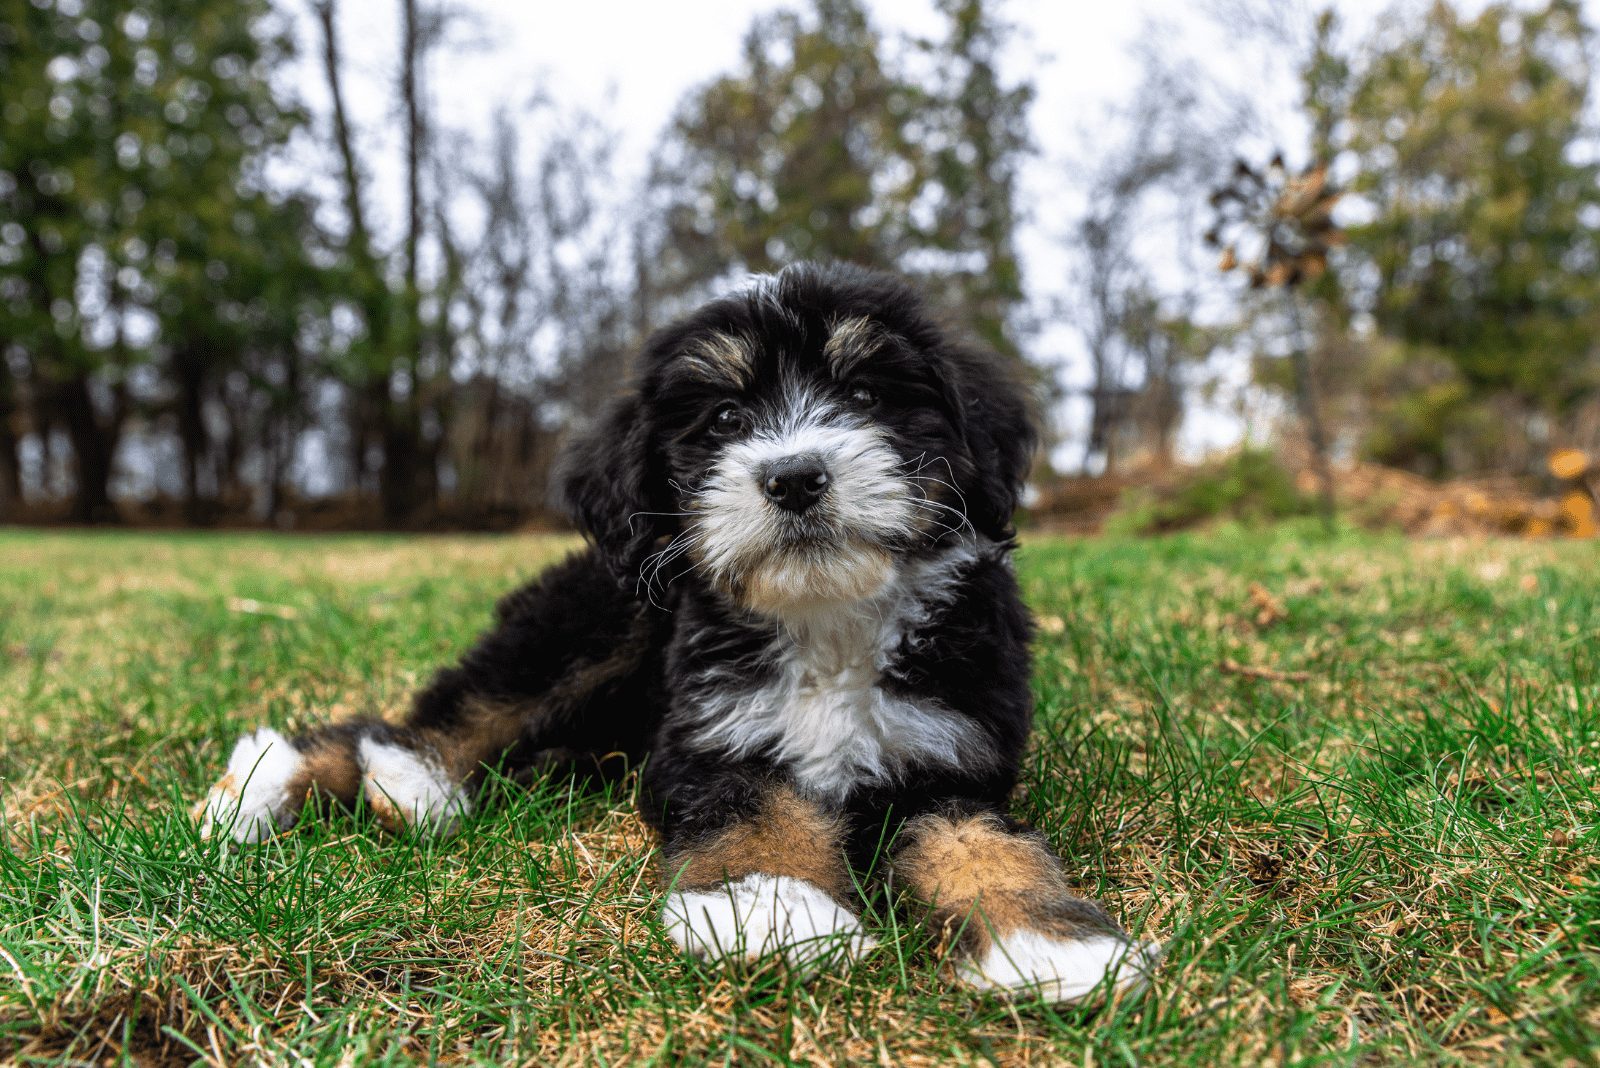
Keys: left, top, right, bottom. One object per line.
{"left": 0, "top": 526, "right": 1596, "bottom": 1065}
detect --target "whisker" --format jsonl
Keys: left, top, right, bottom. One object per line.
{"left": 904, "top": 494, "right": 975, "bottom": 541}
{"left": 636, "top": 528, "right": 705, "bottom": 607}
{"left": 903, "top": 507, "right": 966, "bottom": 542}
{"left": 918, "top": 456, "right": 971, "bottom": 514}
{"left": 905, "top": 500, "right": 968, "bottom": 522}
{"left": 907, "top": 470, "right": 966, "bottom": 501}
{"left": 645, "top": 539, "right": 697, "bottom": 587}
{"left": 905, "top": 495, "right": 971, "bottom": 520}
{"left": 907, "top": 477, "right": 972, "bottom": 517}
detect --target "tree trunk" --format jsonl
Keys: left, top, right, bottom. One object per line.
{"left": 391, "top": 0, "right": 429, "bottom": 524}
{"left": 0, "top": 371, "right": 22, "bottom": 518}
{"left": 32, "top": 394, "right": 56, "bottom": 500}
{"left": 213, "top": 385, "right": 244, "bottom": 512}
{"left": 173, "top": 346, "right": 210, "bottom": 525}
{"left": 56, "top": 375, "right": 118, "bottom": 524}
{"left": 401, "top": 0, "right": 422, "bottom": 304}
{"left": 1085, "top": 375, "right": 1115, "bottom": 476}
{"left": 268, "top": 341, "right": 306, "bottom": 526}
{"left": 1284, "top": 292, "right": 1336, "bottom": 534}
{"left": 355, "top": 394, "right": 387, "bottom": 508}
{"left": 380, "top": 404, "right": 421, "bottom": 527}
{"left": 315, "top": 0, "right": 373, "bottom": 262}
{"left": 317, "top": 0, "right": 392, "bottom": 518}
{"left": 0, "top": 419, "right": 21, "bottom": 520}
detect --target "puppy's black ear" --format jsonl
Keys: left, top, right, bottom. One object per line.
{"left": 553, "top": 392, "right": 668, "bottom": 589}
{"left": 952, "top": 351, "right": 1039, "bottom": 543}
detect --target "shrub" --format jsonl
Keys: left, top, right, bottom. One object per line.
{"left": 1108, "top": 448, "right": 1317, "bottom": 535}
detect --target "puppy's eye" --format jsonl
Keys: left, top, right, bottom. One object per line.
{"left": 849, "top": 385, "right": 878, "bottom": 408}
{"left": 709, "top": 404, "right": 748, "bottom": 438}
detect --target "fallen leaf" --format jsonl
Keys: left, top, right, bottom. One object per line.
{"left": 1549, "top": 448, "right": 1591, "bottom": 481}
{"left": 1247, "top": 582, "right": 1287, "bottom": 628}
{"left": 1220, "top": 658, "right": 1311, "bottom": 683}
{"left": 1560, "top": 491, "right": 1596, "bottom": 538}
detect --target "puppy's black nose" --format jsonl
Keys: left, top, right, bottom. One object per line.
{"left": 762, "top": 456, "right": 830, "bottom": 514}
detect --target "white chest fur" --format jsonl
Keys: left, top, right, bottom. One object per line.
{"left": 688, "top": 547, "right": 988, "bottom": 798}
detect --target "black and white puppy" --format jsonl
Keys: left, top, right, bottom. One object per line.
{"left": 197, "top": 262, "right": 1159, "bottom": 1003}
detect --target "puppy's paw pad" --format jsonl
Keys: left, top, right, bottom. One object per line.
{"left": 663, "top": 874, "right": 874, "bottom": 971}
{"left": 195, "top": 728, "right": 303, "bottom": 843}
{"left": 958, "top": 932, "right": 1160, "bottom": 1004}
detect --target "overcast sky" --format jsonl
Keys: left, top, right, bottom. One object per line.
{"left": 294, "top": 0, "right": 1574, "bottom": 461}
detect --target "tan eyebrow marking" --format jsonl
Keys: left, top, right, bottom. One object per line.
{"left": 679, "top": 331, "right": 754, "bottom": 387}
{"left": 823, "top": 316, "right": 893, "bottom": 375}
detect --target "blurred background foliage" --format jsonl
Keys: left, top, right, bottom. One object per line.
{"left": 0, "top": 0, "right": 1597, "bottom": 529}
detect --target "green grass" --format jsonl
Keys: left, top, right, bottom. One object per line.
{"left": 0, "top": 526, "right": 1597, "bottom": 1065}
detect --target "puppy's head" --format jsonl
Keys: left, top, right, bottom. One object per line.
{"left": 558, "top": 263, "right": 1036, "bottom": 614}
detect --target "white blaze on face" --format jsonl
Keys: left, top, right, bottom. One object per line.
{"left": 691, "top": 387, "right": 914, "bottom": 612}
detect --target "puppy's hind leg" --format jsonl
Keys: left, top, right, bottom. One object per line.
{"left": 196, "top": 720, "right": 371, "bottom": 843}
{"left": 196, "top": 717, "right": 485, "bottom": 843}
{"left": 196, "top": 663, "right": 565, "bottom": 844}
{"left": 196, "top": 549, "right": 660, "bottom": 843}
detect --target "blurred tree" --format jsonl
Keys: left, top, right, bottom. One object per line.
{"left": 311, "top": 0, "right": 390, "bottom": 512}
{"left": 137, "top": 0, "right": 311, "bottom": 524}
{"left": 386, "top": 0, "right": 446, "bottom": 526}
{"left": 653, "top": 0, "right": 1033, "bottom": 367}
{"left": 1325, "top": 0, "right": 1600, "bottom": 474}
{"left": 531, "top": 115, "right": 639, "bottom": 422}
{"left": 438, "top": 111, "right": 535, "bottom": 516}
{"left": 313, "top": 0, "right": 426, "bottom": 525}
{"left": 909, "top": 0, "right": 1033, "bottom": 362}
{"left": 0, "top": 0, "right": 131, "bottom": 522}
{"left": 0, "top": 364, "right": 18, "bottom": 516}
{"left": 438, "top": 103, "right": 636, "bottom": 520}
{"left": 1119, "top": 291, "right": 1234, "bottom": 466}
{"left": 1199, "top": 1, "right": 1369, "bottom": 478}
{"left": 314, "top": 0, "right": 475, "bottom": 525}
{"left": 1066, "top": 52, "right": 1239, "bottom": 473}
{"left": 0, "top": 0, "right": 694, "bottom": 527}
{"left": 0, "top": 4, "right": 42, "bottom": 519}
{"left": 0, "top": 0, "right": 308, "bottom": 522}
{"left": 654, "top": 0, "right": 923, "bottom": 291}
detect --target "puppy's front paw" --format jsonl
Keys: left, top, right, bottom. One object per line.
{"left": 663, "top": 874, "right": 875, "bottom": 972}
{"left": 194, "top": 728, "right": 305, "bottom": 843}
{"left": 957, "top": 930, "right": 1160, "bottom": 1004}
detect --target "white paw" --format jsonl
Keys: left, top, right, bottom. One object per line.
{"left": 357, "top": 739, "right": 469, "bottom": 835}
{"left": 196, "top": 728, "right": 304, "bottom": 843}
{"left": 958, "top": 931, "right": 1161, "bottom": 1004}
{"left": 663, "top": 874, "right": 875, "bottom": 971}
